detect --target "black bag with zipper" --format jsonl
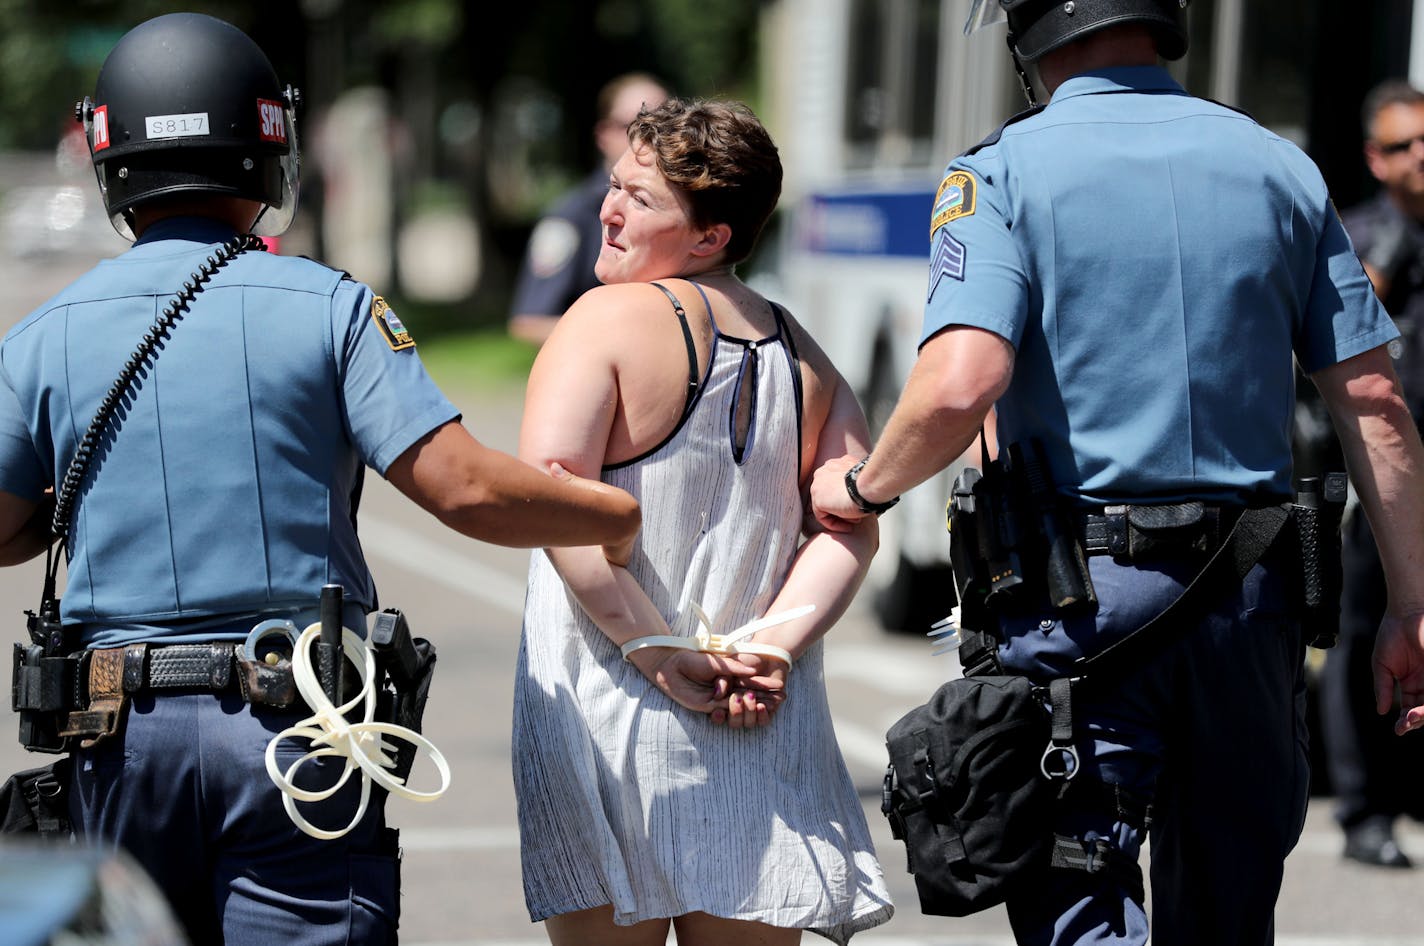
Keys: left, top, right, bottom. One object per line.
{"left": 882, "top": 673, "right": 1055, "bottom": 915}
{"left": 0, "top": 756, "right": 72, "bottom": 837}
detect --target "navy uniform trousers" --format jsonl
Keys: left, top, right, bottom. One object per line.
{"left": 994, "top": 545, "right": 1308, "bottom": 946}
{"left": 69, "top": 691, "right": 399, "bottom": 945}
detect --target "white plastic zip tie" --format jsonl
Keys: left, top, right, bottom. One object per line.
{"left": 264, "top": 622, "right": 451, "bottom": 841}
{"left": 928, "top": 606, "right": 963, "bottom": 655}
{"left": 619, "top": 603, "right": 816, "bottom": 667}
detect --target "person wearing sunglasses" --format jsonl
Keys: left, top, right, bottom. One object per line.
{"left": 1314, "top": 78, "right": 1424, "bottom": 872}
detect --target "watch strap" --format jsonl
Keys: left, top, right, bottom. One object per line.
{"left": 845, "top": 457, "right": 900, "bottom": 515}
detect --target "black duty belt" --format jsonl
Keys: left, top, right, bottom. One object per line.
{"left": 1076, "top": 502, "right": 1243, "bottom": 562}
{"left": 60, "top": 641, "right": 298, "bottom": 748}
{"left": 83, "top": 642, "right": 241, "bottom": 694}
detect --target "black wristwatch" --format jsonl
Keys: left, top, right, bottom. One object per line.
{"left": 844, "top": 457, "right": 899, "bottom": 515}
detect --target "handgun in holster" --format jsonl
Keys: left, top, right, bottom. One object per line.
{"left": 1014, "top": 439, "right": 1096, "bottom": 612}
{"left": 12, "top": 599, "right": 77, "bottom": 753}
{"left": 370, "top": 608, "right": 437, "bottom": 783}
{"left": 1291, "top": 472, "right": 1348, "bottom": 649}
{"left": 947, "top": 466, "right": 1000, "bottom": 676}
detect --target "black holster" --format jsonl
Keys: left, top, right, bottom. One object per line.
{"left": 370, "top": 609, "right": 438, "bottom": 783}
{"left": 947, "top": 440, "right": 1097, "bottom": 672}
{"left": 12, "top": 603, "right": 80, "bottom": 754}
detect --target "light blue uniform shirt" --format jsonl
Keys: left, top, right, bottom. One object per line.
{"left": 0, "top": 217, "right": 461, "bottom": 645}
{"left": 922, "top": 66, "right": 1396, "bottom": 504}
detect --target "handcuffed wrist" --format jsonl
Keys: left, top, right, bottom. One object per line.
{"left": 619, "top": 634, "right": 794, "bottom": 668}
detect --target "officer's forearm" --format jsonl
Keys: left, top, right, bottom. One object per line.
{"left": 387, "top": 422, "right": 640, "bottom": 553}
{"left": 448, "top": 461, "right": 641, "bottom": 553}
{"left": 1315, "top": 349, "right": 1424, "bottom": 614}
{"left": 856, "top": 326, "right": 1012, "bottom": 503}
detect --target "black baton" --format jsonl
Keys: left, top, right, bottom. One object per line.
{"left": 317, "top": 583, "right": 344, "bottom": 704}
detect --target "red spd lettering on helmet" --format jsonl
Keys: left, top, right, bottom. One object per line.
{"left": 92, "top": 105, "right": 111, "bottom": 151}
{"left": 258, "top": 99, "right": 287, "bottom": 144}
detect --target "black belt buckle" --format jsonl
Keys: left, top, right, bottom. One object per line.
{"left": 1081, "top": 505, "right": 1128, "bottom": 557}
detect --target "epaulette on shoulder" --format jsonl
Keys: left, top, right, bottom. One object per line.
{"left": 960, "top": 103, "right": 1047, "bottom": 159}
{"left": 1204, "top": 96, "right": 1256, "bottom": 121}
{"left": 290, "top": 255, "right": 351, "bottom": 280}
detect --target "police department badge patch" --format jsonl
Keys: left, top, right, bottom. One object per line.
{"left": 372, "top": 296, "right": 415, "bottom": 351}
{"left": 930, "top": 170, "right": 977, "bottom": 239}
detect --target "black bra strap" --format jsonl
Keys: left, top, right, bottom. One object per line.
{"left": 650, "top": 282, "right": 700, "bottom": 413}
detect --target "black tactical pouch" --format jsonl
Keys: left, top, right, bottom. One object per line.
{"left": 1124, "top": 502, "right": 1212, "bottom": 559}
{"left": 0, "top": 756, "right": 72, "bottom": 838}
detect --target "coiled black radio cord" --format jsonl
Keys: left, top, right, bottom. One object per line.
{"left": 38, "top": 232, "right": 268, "bottom": 614}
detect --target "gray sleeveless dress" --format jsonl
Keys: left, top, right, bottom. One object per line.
{"left": 512, "top": 283, "right": 893, "bottom": 942}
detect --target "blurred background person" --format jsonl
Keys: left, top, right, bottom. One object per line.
{"left": 506, "top": 72, "right": 669, "bottom": 346}
{"left": 1319, "top": 77, "right": 1424, "bottom": 869}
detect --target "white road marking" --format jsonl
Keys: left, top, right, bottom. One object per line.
{"left": 362, "top": 515, "right": 528, "bottom": 614}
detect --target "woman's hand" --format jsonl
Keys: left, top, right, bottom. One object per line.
{"left": 709, "top": 654, "right": 789, "bottom": 729}
{"left": 625, "top": 647, "right": 760, "bottom": 713}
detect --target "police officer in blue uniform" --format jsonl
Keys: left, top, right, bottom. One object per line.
{"left": 812, "top": 2, "right": 1424, "bottom": 944}
{"left": 0, "top": 14, "right": 639, "bottom": 945}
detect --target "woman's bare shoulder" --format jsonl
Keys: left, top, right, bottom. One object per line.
{"left": 543, "top": 283, "right": 677, "bottom": 342}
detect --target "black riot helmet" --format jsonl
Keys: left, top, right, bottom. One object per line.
{"left": 966, "top": 0, "right": 1190, "bottom": 64}
{"left": 75, "top": 13, "right": 301, "bottom": 240}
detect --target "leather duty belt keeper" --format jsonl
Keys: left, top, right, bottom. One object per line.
{"left": 1077, "top": 502, "right": 1240, "bottom": 562}
{"left": 59, "top": 647, "right": 128, "bottom": 749}
{"left": 59, "top": 642, "right": 299, "bottom": 747}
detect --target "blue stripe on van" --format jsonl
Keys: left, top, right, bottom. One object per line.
{"left": 796, "top": 190, "right": 936, "bottom": 259}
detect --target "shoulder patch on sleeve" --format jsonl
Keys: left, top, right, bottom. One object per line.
{"left": 931, "top": 170, "right": 977, "bottom": 240}
{"left": 372, "top": 296, "right": 415, "bottom": 351}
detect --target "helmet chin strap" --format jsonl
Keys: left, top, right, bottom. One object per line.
{"left": 1008, "top": 32, "right": 1039, "bottom": 107}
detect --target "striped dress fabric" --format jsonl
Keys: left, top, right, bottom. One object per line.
{"left": 512, "top": 293, "right": 894, "bottom": 942}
